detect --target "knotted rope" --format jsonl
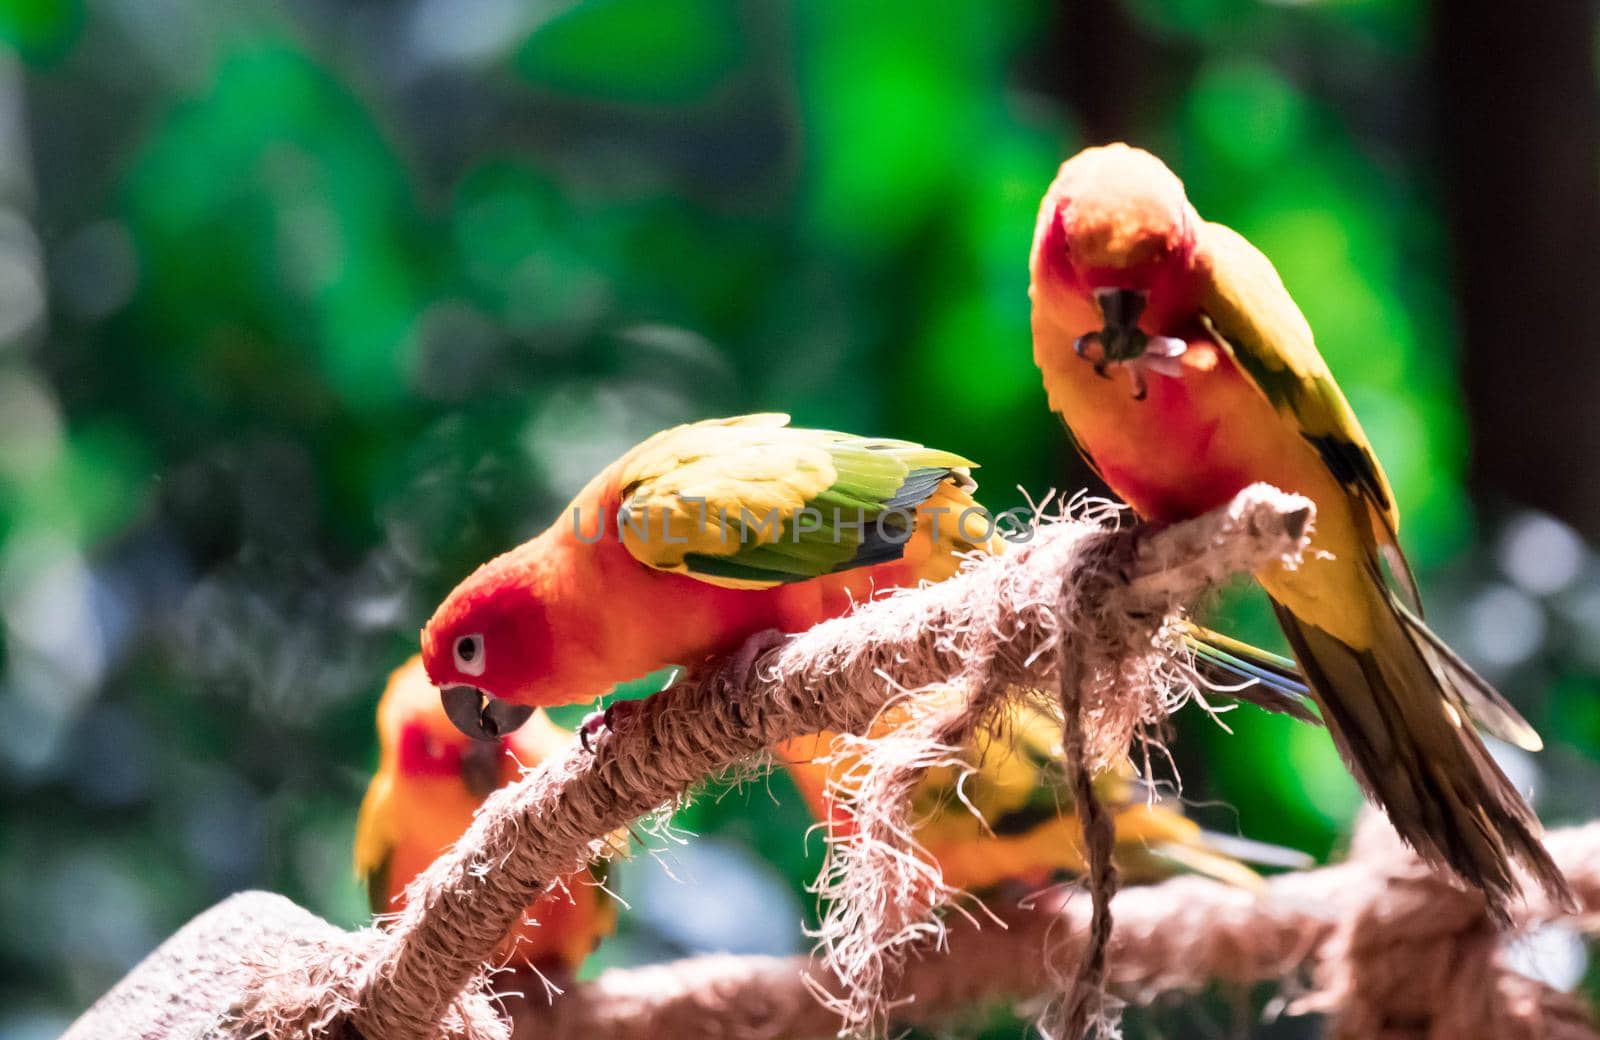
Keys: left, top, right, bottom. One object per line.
{"left": 1305, "top": 817, "right": 1599, "bottom": 1040}
{"left": 517, "top": 821, "right": 1600, "bottom": 1040}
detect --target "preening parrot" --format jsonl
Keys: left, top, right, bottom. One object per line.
{"left": 777, "top": 694, "right": 1311, "bottom": 894}
{"left": 421, "top": 413, "right": 999, "bottom": 739}
{"left": 354, "top": 655, "right": 617, "bottom": 973}
{"left": 1028, "top": 142, "right": 1571, "bottom": 912}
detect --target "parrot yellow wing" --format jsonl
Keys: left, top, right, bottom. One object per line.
{"left": 780, "top": 695, "right": 1310, "bottom": 893}
{"left": 1195, "top": 221, "right": 1544, "bottom": 752}
{"left": 611, "top": 414, "right": 987, "bottom": 588}
{"left": 1194, "top": 222, "right": 1416, "bottom": 601}
{"left": 354, "top": 771, "right": 397, "bottom": 916}
{"left": 915, "top": 707, "right": 1308, "bottom": 892}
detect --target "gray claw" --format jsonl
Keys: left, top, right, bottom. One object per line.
{"left": 579, "top": 700, "right": 641, "bottom": 754}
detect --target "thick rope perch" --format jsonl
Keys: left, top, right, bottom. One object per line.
{"left": 230, "top": 484, "right": 1313, "bottom": 1040}
{"left": 514, "top": 820, "right": 1600, "bottom": 1040}
{"left": 64, "top": 821, "right": 1597, "bottom": 1040}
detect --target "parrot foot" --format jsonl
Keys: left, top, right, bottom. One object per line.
{"left": 1126, "top": 336, "right": 1184, "bottom": 400}
{"left": 1075, "top": 332, "right": 1111, "bottom": 380}
{"left": 579, "top": 700, "right": 642, "bottom": 753}
{"left": 1128, "top": 368, "right": 1148, "bottom": 401}
{"left": 709, "top": 627, "right": 789, "bottom": 728}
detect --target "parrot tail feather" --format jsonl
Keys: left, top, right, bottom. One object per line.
{"left": 1180, "top": 622, "right": 1320, "bottom": 724}
{"left": 1192, "top": 829, "right": 1317, "bottom": 871}
{"left": 1394, "top": 602, "right": 1543, "bottom": 752}
{"left": 1270, "top": 594, "right": 1574, "bottom": 919}
{"left": 1150, "top": 840, "right": 1266, "bottom": 892}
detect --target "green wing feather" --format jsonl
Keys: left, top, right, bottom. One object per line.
{"left": 614, "top": 416, "right": 978, "bottom": 587}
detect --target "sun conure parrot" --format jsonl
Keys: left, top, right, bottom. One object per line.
{"left": 354, "top": 655, "right": 617, "bottom": 973}
{"left": 420, "top": 413, "right": 1000, "bottom": 740}
{"left": 423, "top": 413, "right": 1312, "bottom": 743}
{"left": 1028, "top": 142, "right": 1571, "bottom": 912}
{"left": 776, "top": 693, "right": 1311, "bottom": 894}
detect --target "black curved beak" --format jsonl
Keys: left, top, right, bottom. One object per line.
{"left": 440, "top": 684, "right": 535, "bottom": 740}
{"left": 1094, "top": 287, "right": 1146, "bottom": 332}
{"left": 459, "top": 737, "right": 503, "bottom": 799}
{"left": 1078, "top": 287, "right": 1150, "bottom": 364}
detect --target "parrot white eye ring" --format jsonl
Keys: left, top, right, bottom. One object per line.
{"left": 454, "top": 634, "right": 486, "bottom": 677}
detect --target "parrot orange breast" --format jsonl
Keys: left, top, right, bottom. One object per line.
{"left": 1034, "top": 318, "right": 1269, "bottom": 522}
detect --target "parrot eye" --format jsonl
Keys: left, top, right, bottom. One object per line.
{"left": 454, "top": 634, "right": 486, "bottom": 677}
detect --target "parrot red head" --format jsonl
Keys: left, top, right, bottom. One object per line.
{"left": 1031, "top": 143, "right": 1199, "bottom": 366}
{"left": 420, "top": 556, "right": 561, "bottom": 740}
{"left": 378, "top": 656, "right": 517, "bottom": 798}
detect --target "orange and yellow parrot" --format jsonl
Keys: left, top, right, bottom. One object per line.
{"left": 1028, "top": 143, "right": 1569, "bottom": 910}
{"left": 778, "top": 695, "right": 1309, "bottom": 894}
{"left": 421, "top": 414, "right": 997, "bottom": 739}
{"left": 354, "top": 656, "right": 616, "bottom": 973}
{"left": 423, "top": 413, "right": 1311, "bottom": 742}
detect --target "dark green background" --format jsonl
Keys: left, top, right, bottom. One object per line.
{"left": 0, "top": 1, "right": 1596, "bottom": 1036}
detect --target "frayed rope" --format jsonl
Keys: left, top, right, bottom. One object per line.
{"left": 237, "top": 484, "right": 1313, "bottom": 1040}
{"left": 801, "top": 493, "right": 1273, "bottom": 1038}
{"left": 513, "top": 819, "right": 1600, "bottom": 1040}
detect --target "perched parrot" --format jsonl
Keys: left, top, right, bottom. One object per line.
{"left": 354, "top": 655, "right": 617, "bottom": 974}
{"left": 777, "top": 694, "right": 1310, "bottom": 894}
{"left": 423, "top": 413, "right": 1310, "bottom": 742}
{"left": 421, "top": 414, "right": 999, "bottom": 740}
{"left": 1028, "top": 142, "right": 1570, "bottom": 910}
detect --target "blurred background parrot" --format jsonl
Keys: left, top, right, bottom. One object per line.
{"left": 776, "top": 693, "right": 1310, "bottom": 895}
{"left": 420, "top": 413, "right": 998, "bottom": 739}
{"left": 354, "top": 656, "right": 617, "bottom": 975}
{"left": 1028, "top": 142, "right": 1570, "bottom": 912}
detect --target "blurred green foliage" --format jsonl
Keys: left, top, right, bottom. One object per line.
{"left": 0, "top": 1, "right": 1593, "bottom": 1037}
